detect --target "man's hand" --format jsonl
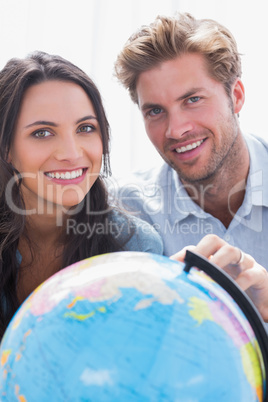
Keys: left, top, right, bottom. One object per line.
{"left": 171, "top": 234, "right": 268, "bottom": 322}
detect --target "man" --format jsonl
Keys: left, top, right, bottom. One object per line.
{"left": 112, "top": 12, "right": 268, "bottom": 268}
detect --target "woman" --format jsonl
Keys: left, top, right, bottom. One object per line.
{"left": 0, "top": 51, "right": 163, "bottom": 338}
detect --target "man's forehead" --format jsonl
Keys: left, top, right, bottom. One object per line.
{"left": 136, "top": 55, "right": 216, "bottom": 108}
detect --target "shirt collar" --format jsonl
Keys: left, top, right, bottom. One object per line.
{"left": 244, "top": 133, "right": 268, "bottom": 207}
{"left": 171, "top": 167, "right": 209, "bottom": 220}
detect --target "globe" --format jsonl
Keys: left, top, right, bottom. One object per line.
{"left": 0, "top": 251, "right": 267, "bottom": 401}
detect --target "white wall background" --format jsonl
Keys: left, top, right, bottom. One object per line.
{"left": 0, "top": 0, "right": 267, "bottom": 177}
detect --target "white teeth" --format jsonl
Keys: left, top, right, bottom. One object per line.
{"left": 175, "top": 140, "right": 204, "bottom": 154}
{"left": 46, "top": 169, "right": 83, "bottom": 180}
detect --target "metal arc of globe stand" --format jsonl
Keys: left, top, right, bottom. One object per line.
{"left": 184, "top": 250, "right": 268, "bottom": 402}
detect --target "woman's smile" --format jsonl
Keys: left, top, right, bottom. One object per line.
{"left": 45, "top": 168, "right": 85, "bottom": 180}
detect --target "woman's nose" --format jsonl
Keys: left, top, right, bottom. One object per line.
{"left": 54, "top": 135, "right": 83, "bottom": 162}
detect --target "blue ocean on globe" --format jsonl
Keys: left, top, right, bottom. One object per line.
{"left": 0, "top": 251, "right": 265, "bottom": 401}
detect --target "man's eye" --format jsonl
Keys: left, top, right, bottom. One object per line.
{"left": 33, "top": 130, "right": 52, "bottom": 138}
{"left": 187, "top": 96, "right": 200, "bottom": 104}
{"left": 149, "top": 108, "right": 163, "bottom": 116}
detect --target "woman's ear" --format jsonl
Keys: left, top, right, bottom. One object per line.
{"left": 7, "top": 149, "right": 12, "bottom": 164}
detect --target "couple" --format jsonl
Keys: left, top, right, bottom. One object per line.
{"left": 0, "top": 12, "right": 267, "bottom": 338}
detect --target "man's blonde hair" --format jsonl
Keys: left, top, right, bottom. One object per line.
{"left": 115, "top": 13, "right": 241, "bottom": 104}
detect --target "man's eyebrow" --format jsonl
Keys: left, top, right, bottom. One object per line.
{"left": 140, "top": 88, "right": 204, "bottom": 111}
{"left": 177, "top": 88, "right": 204, "bottom": 101}
{"left": 24, "top": 115, "right": 98, "bottom": 129}
{"left": 140, "top": 103, "right": 161, "bottom": 112}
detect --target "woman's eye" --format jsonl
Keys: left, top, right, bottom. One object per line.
{"left": 78, "top": 125, "right": 94, "bottom": 133}
{"left": 149, "top": 107, "right": 163, "bottom": 116}
{"left": 187, "top": 96, "right": 200, "bottom": 104}
{"left": 33, "top": 130, "right": 52, "bottom": 138}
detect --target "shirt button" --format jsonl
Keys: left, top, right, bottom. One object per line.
{"left": 224, "top": 234, "right": 230, "bottom": 242}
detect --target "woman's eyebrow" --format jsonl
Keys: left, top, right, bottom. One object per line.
{"left": 75, "top": 115, "right": 98, "bottom": 124}
{"left": 24, "top": 120, "right": 58, "bottom": 129}
{"left": 24, "top": 115, "right": 98, "bottom": 129}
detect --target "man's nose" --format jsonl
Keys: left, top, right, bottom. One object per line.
{"left": 165, "top": 110, "right": 194, "bottom": 139}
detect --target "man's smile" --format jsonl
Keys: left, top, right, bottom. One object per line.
{"left": 175, "top": 139, "right": 205, "bottom": 154}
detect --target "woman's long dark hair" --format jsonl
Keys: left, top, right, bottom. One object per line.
{"left": 0, "top": 51, "right": 123, "bottom": 338}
